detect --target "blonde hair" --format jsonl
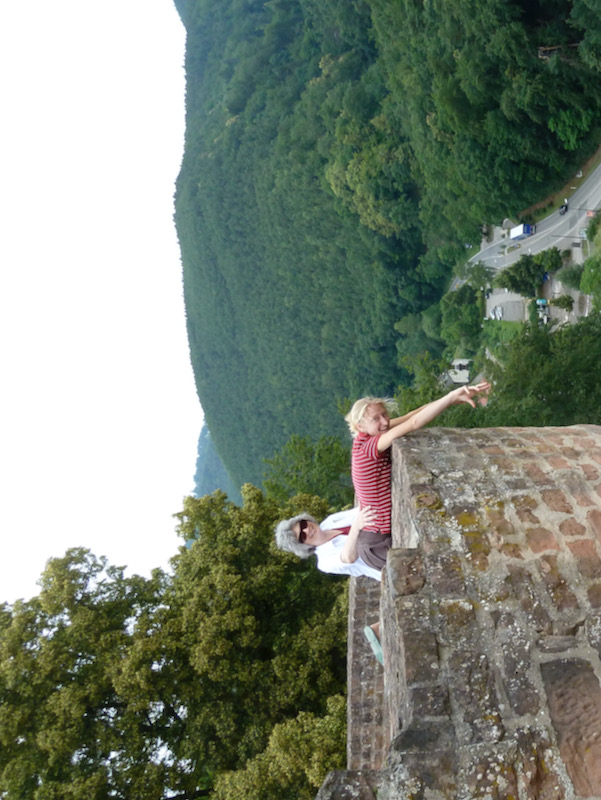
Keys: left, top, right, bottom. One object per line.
{"left": 345, "top": 396, "right": 398, "bottom": 437}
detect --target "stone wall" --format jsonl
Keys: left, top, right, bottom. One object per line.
{"left": 347, "top": 575, "right": 388, "bottom": 770}
{"left": 318, "top": 425, "right": 601, "bottom": 800}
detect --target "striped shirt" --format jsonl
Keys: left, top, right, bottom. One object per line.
{"left": 351, "top": 432, "right": 392, "bottom": 535}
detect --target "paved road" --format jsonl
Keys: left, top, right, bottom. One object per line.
{"left": 463, "top": 158, "right": 601, "bottom": 322}
{"left": 471, "top": 159, "right": 601, "bottom": 273}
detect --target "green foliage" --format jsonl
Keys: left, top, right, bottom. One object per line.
{"left": 369, "top": 0, "right": 601, "bottom": 238}
{"left": 0, "top": 487, "right": 350, "bottom": 800}
{"left": 460, "top": 261, "right": 495, "bottom": 291}
{"left": 580, "top": 252, "right": 601, "bottom": 309}
{"left": 477, "top": 314, "right": 601, "bottom": 426}
{"left": 194, "top": 423, "right": 242, "bottom": 504}
{"left": 396, "top": 315, "right": 601, "bottom": 430}
{"left": 0, "top": 550, "right": 174, "bottom": 800}
{"left": 213, "top": 694, "right": 346, "bottom": 800}
{"left": 263, "top": 434, "right": 353, "bottom": 508}
{"left": 587, "top": 211, "right": 601, "bottom": 242}
{"left": 394, "top": 352, "right": 448, "bottom": 413}
{"left": 480, "top": 319, "right": 522, "bottom": 354}
{"left": 556, "top": 264, "right": 584, "bottom": 290}
{"left": 548, "top": 108, "right": 594, "bottom": 150}
{"left": 550, "top": 294, "right": 574, "bottom": 312}
{"left": 440, "top": 283, "right": 482, "bottom": 354}
{"left": 580, "top": 217, "right": 601, "bottom": 309}
{"left": 494, "top": 247, "right": 562, "bottom": 297}
{"left": 528, "top": 298, "right": 541, "bottom": 325}
{"left": 176, "top": 0, "right": 601, "bottom": 487}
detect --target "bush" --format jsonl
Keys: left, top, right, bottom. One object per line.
{"left": 550, "top": 294, "right": 574, "bottom": 312}
{"left": 556, "top": 265, "right": 584, "bottom": 290}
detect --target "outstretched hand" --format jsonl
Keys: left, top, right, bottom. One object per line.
{"left": 449, "top": 381, "right": 491, "bottom": 408}
{"left": 357, "top": 505, "right": 377, "bottom": 528}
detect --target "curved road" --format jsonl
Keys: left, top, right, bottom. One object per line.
{"left": 471, "top": 158, "right": 601, "bottom": 272}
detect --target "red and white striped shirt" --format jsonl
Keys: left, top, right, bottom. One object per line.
{"left": 351, "top": 432, "right": 392, "bottom": 534}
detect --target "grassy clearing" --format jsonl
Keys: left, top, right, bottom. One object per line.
{"left": 481, "top": 319, "right": 523, "bottom": 354}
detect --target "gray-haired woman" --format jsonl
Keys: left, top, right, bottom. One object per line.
{"left": 275, "top": 505, "right": 385, "bottom": 663}
{"left": 275, "top": 505, "right": 388, "bottom": 581}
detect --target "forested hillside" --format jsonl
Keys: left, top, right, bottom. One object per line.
{"left": 174, "top": 0, "right": 601, "bottom": 487}
{"left": 193, "top": 423, "right": 242, "bottom": 503}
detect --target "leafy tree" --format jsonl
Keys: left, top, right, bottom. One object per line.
{"left": 478, "top": 315, "right": 601, "bottom": 426}
{"left": 495, "top": 248, "right": 562, "bottom": 297}
{"left": 0, "top": 486, "right": 350, "bottom": 800}
{"left": 263, "top": 434, "right": 353, "bottom": 508}
{"left": 0, "top": 550, "right": 176, "bottom": 800}
{"left": 580, "top": 219, "right": 601, "bottom": 309}
{"left": 395, "top": 315, "right": 601, "bottom": 431}
{"left": 550, "top": 294, "right": 574, "bottom": 311}
{"left": 580, "top": 252, "right": 601, "bottom": 310}
{"left": 460, "top": 260, "right": 495, "bottom": 292}
{"left": 394, "top": 352, "right": 448, "bottom": 414}
{"left": 421, "top": 301, "right": 443, "bottom": 342}
{"left": 213, "top": 695, "right": 346, "bottom": 800}
{"left": 440, "top": 283, "right": 482, "bottom": 354}
{"left": 556, "top": 264, "right": 584, "bottom": 290}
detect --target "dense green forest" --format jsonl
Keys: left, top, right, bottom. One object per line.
{"left": 193, "top": 423, "right": 242, "bottom": 503}
{"left": 174, "top": 0, "right": 601, "bottom": 488}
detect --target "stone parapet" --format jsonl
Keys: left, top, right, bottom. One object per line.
{"left": 347, "top": 576, "right": 387, "bottom": 770}
{"left": 319, "top": 425, "right": 601, "bottom": 800}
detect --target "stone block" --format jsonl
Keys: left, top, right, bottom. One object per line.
{"left": 391, "top": 719, "right": 455, "bottom": 753}
{"left": 505, "top": 563, "right": 554, "bottom": 633}
{"left": 541, "top": 659, "right": 601, "bottom": 797}
{"left": 461, "top": 529, "right": 491, "bottom": 570}
{"left": 581, "top": 463, "right": 600, "bottom": 481}
{"left": 426, "top": 552, "right": 466, "bottom": 597}
{"left": 402, "top": 628, "right": 440, "bottom": 684}
{"left": 448, "top": 651, "right": 504, "bottom": 744}
{"left": 435, "top": 598, "right": 478, "bottom": 647}
{"left": 409, "top": 683, "right": 451, "bottom": 718}
{"left": 526, "top": 527, "right": 559, "bottom": 553}
{"left": 559, "top": 518, "right": 586, "bottom": 537}
{"left": 315, "top": 770, "right": 382, "bottom": 800}
{"left": 382, "top": 749, "right": 458, "bottom": 799}
{"left": 538, "top": 555, "right": 580, "bottom": 611}
{"left": 486, "top": 506, "right": 515, "bottom": 538}
{"left": 566, "top": 538, "right": 601, "bottom": 578}
{"left": 588, "top": 584, "right": 601, "bottom": 608}
{"left": 385, "top": 549, "right": 425, "bottom": 597}
{"left": 588, "top": 508, "right": 601, "bottom": 541}
{"left": 524, "top": 463, "right": 553, "bottom": 485}
{"left": 540, "top": 488, "right": 574, "bottom": 514}
{"left": 495, "top": 611, "right": 540, "bottom": 715}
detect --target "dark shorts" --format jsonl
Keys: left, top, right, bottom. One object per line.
{"left": 356, "top": 529, "right": 392, "bottom": 570}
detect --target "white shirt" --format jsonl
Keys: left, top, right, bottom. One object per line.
{"left": 314, "top": 508, "right": 382, "bottom": 581}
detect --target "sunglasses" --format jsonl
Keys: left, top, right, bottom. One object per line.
{"left": 297, "top": 519, "right": 309, "bottom": 544}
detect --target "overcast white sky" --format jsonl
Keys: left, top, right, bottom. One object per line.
{"left": 0, "top": 2, "right": 204, "bottom": 604}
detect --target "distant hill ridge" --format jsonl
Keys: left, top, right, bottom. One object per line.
{"left": 174, "top": 0, "right": 601, "bottom": 488}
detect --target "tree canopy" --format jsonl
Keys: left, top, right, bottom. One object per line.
{"left": 396, "top": 313, "right": 601, "bottom": 429}
{"left": 0, "top": 487, "right": 349, "bottom": 800}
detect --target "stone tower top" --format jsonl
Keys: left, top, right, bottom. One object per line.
{"left": 320, "top": 424, "right": 601, "bottom": 800}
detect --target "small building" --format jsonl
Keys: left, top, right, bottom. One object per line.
{"left": 444, "top": 358, "right": 472, "bottom": 386}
